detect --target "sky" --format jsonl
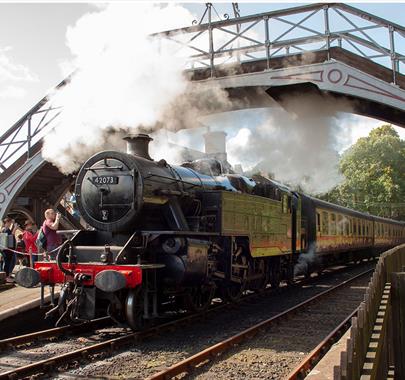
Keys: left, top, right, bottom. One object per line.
{"left": 0, "top": 1, "right": 404, "bottom": 149}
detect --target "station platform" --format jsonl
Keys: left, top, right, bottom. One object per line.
{"left": 0, "top": 283, "right": 57, "bottom": 322}
{"left": 306, "top": 330, "right": 350, "bottom": 380}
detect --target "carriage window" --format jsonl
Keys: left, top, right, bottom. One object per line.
{"left": 344, "top": 218, "right": 350, "bottom": 236}
{"left": 330, "top": 213, "right": 336, "bottom": 235}
{"left": 321, "top": 211, "right": 328, "bottom": 234}
{"left": 349, "top": 219, "right": 353, "bottom": 235}
{"left": 337, "top": 215, "right": 343, "bottom": 235}
{"left": 316, "top": 212, "right": 321, "bottom": 232}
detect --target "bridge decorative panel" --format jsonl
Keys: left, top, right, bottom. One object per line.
{"left": 0, "top": 152, "right": 45, "bottom": 219}
{"left": 203, "top": 60, "right": 405, "bottom": 117}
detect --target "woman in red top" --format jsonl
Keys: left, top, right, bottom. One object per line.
{"left": 22, "top": 220, "right": 39, "bottom": 267}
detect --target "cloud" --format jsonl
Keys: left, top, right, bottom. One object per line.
{"left": 0, "top": 47, "right": 38, "bottom": 99}
{"left": 0, "top": 85, "right": 26, "bottom": 99}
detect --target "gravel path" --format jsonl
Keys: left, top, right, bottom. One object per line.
{"left": 52, "top": 261, "right": 375, "bottom": 380}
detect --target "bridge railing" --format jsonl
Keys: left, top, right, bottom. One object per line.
{"left": 157, "top": 3, "right": 404, "bottom": 84}
{"left": 0, "top": 79, "right": 66, "bottom": 176}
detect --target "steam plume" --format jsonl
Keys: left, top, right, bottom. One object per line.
{"left": 43, "top": 3, "right": 233, "bottom": 173}
{"left": 227, "top": 94, "right": 354, "bottom": 194}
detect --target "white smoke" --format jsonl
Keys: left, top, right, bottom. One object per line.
{"left": 41, "top": 1, "right": 354, "bottom": 195}
{"left": 294, "top": 243, "right": 319, "bottom": 276}
{"left": 227, "top": 95, "right": 354, "bottom": 194}
{"left": 42, "top": 3, "right": 199, "bottom": 173}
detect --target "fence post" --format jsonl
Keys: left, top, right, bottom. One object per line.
{"left": 391, "top": 272, "right": 405, "bottom": 380}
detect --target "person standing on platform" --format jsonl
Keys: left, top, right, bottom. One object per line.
{"left": 1, "top": 217, "right": 18, "bottom": 282}
{"left": 42, "top": 209, "right": 62, "bottom": 260}
{"left": 23, "top": 220, "right": 39, "bottom": 267}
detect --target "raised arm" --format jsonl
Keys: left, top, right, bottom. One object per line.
{"left": 47, "top": 213, "right": 61, "bottom": 230}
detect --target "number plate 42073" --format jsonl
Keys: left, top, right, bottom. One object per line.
{"left": 92, "top": 176, "right": 119, "bottom": 185}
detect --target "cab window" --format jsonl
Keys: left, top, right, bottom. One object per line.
{"left": 282, "top": 195, "right": 288, "bottom": 213}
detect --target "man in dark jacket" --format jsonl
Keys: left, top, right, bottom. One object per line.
{"left": 1, "top": 217, "right": 18, "bottom": 282}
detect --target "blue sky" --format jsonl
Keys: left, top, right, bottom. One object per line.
{"left": 0, "top": 2, "right": 403, "bottom": 145}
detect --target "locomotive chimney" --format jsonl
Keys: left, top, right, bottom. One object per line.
{"left": 124, "top": 134, "right": 153, "bottom": 160}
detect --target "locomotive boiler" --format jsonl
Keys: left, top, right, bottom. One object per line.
{"left": 15, "top": 133, "right": 405, "bottom": 330}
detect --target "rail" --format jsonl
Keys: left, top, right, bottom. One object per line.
{"left": 334, "top": 244, "right": 405, "bottom": 380}
{"left": 0, "top": 262, "right": 369, "bottom": 379}
{"left": 0, "top": 317, "right": 111, "bottom": 352}
{"left": 146, "top": 268, "right": 373, "bottom": 380}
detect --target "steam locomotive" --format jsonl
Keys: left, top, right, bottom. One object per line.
{"left": 16, "top": 134, "right": 405, "bottom": 329}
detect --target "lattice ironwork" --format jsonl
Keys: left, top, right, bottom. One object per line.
{"left": 156, "top": 3, "right": 404, "bottom": 82}
{"left": 0, "top": 78, "right": 66, "bottom": 173}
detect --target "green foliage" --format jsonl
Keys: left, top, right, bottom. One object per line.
{"left": 321, "top": 125, "right": 405, "bottom": 220}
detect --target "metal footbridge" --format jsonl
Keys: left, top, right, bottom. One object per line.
{"left": 0, "top": 2, "right": 403, "bottom": 223}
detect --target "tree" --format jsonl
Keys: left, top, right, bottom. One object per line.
{"left": 321, "top": 125, "right": 405, "bottom": 219}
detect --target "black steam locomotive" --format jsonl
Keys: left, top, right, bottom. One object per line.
{"left": 16, "top": 134, "right": 405, "bottom": 329}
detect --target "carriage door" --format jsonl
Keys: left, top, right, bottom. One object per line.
{"left": 291, "top": 194, "right": 300, "bottom": 254}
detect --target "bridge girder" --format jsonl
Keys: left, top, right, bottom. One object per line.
{"left": 194, "top": 60, "right": 405, "bottom": 126}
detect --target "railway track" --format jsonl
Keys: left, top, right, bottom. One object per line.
{"left": 286, "top": 308, "right": 358, "bottom": 380}
{"left": 147, "top": 268, "right": 373, "bottom": 380}
{"left": 0, "top": 262, "right": 374, "bottom": 379}
{"left": 0, "top": 317, "right": 112, "bottom": 353}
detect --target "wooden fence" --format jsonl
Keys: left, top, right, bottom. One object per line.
{"left": 334, "top": 244, "right": 405, "bottom": 380}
